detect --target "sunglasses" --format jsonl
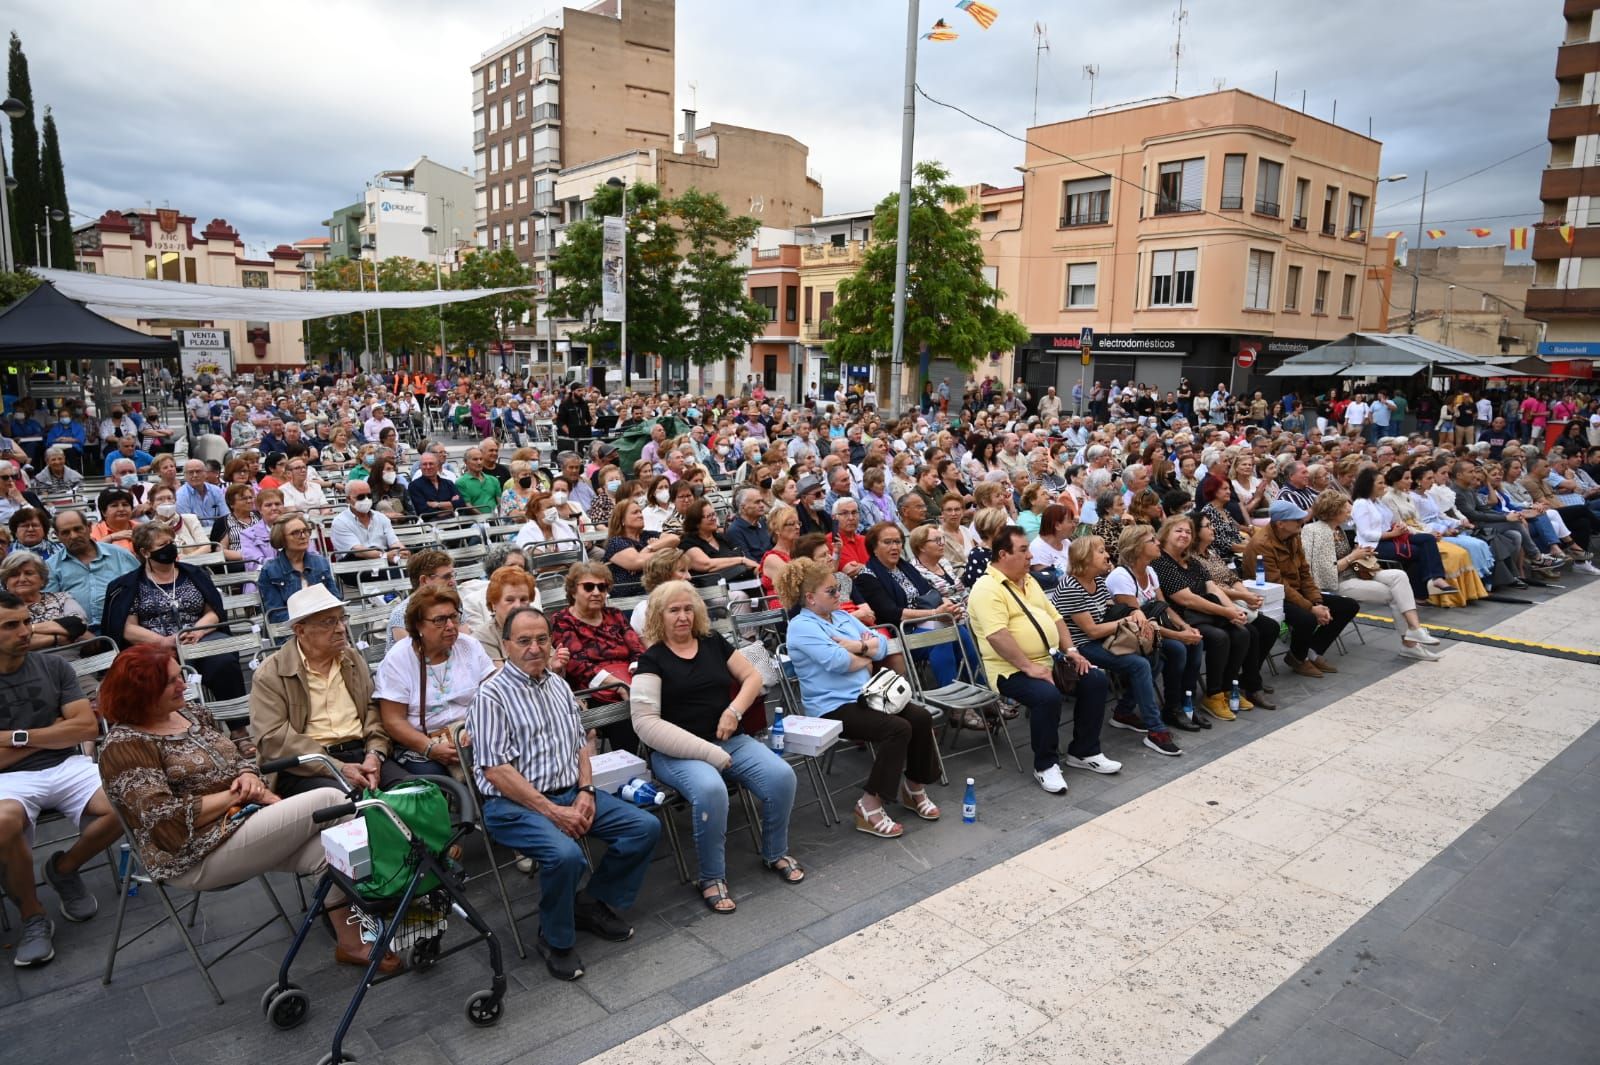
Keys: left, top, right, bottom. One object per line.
{"left": 578, "top": 581, "right": 611, "bottom": 594}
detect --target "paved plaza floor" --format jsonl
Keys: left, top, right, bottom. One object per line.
{"left": 3, "top": 569, "right": 1598, "bottom": 1065}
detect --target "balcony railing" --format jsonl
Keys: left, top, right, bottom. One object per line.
{"left": 1059, "top": 208, "right": 1109, "bottom": 227}
{"left": 1220, "top": 195, "right": 1244, "bottom": 211}
{"left": 474, "top": 128, "right": 486, "bottom": 146}
{"left": 1321, "top": 221, "right": 1337, "bottom": 237}
{"left": 535, "top": 57, "right": 560, "bottom": 80}
{"left": 1254, "top": 199, "right": 1281, "bottom": 217}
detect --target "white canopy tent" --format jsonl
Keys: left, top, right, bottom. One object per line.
{"left": 32, "top": 267, "right": 536, "bottom": 323}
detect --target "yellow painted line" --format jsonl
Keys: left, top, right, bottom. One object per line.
{"left": 1353, "top": 611, "right": 1600, "bottom": 662}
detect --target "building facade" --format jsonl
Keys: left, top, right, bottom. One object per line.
{"left": 1387, "top": 245, "right": 1539, "bottom": 356}
{"left": 1526, "top": 0, "right": 1600, "bottom": 359}
{"left": 1012, "top": 90, "right": 1384, "bottom": 399}
{"left": 73, "top": 209, "right": 308, "bottom": 370}
{"left": 358, "top": 157, "right": 477, "bottom": 263}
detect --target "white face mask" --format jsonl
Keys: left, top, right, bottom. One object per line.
{"left": 551, "top": 490, "right": 568, "bottom": 507}
{"left": 716, "top": 444, "right": 730, "bottom": 456}
{"left": 654, "top": 489, "right": 670, "bottom": 504}
{"left": 632, "top": 495, "right": 646, "bottom": 507}
{"left": 352, "top": 497, "right": 373, "bottom": 514}
{"left": 155, "top": 503, "right": 178, "bottom": 519}
{"left": 381, "top": 470, "right": 397, "bottom": 485}
{"left": 543, "top": 507, "right": 559, "bottom": 523}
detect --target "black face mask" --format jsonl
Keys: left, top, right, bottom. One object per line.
{"left": 759, "top": 477, "right": 774, "bottom": 490}
{"left": 517, "top": 475, "right": 533, "bottom": 489}
{"left": 149, "top": 543, "right": 180, "bottom": 565}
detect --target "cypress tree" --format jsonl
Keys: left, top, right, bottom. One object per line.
{"left": 40, "top": 107, "right": 70, "bottom": 269}
{"left": 6, "top": 33, "right": 42, "bottom": 267}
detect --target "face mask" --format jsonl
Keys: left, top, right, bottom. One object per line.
{"left": 551, "top": 490, "right": 568, "bottom": 506}
{"left": 59, "top": 416, "right": 71, "bottom": 425}
{"left": 120, "top": 474, "right": 139, "bottom": 488}
{"left": 632, "top": 495, "right": 646, "bottom": 507}
{"left": 148, "top": 543, "right": 179, "bottom": 565}
{"left": 382, "top": 470, "right": 397, "bottom": 485}
{"left": 363, "top": 454, "right": 376, "bottom": 467}
{"left": 691, "top": 485, "right": 705, "bottom": 498}
{"left": 655, "top": 489, "right": 670, "bottom": 504}
{"left": 759, "top": 477, "right": 774, "bottom": 490}
{"left": 516, "top": 475, "right": 533, "bottom": 489}
{"left": 606, "top": 479, "right": 622, "bottom": 494}
{"left": 352, "top": 497, "right": 373, "bottom": 514}
{"left": 155, "top": 503, "right": 178, "bottom": 519}
{"left": 716, "top": 444, "right": 730, "bottom": 456}
{"left": 543, "top": 507, "right": 559, "bottom": 523}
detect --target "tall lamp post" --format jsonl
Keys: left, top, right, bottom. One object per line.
{"left": 605, "top": 175, "right": 630, "bottom": 390}
{"left": 421, "top": 224, "right": 447, "bottom": 375}
{"left": 534, "top": 207, "right": 560, "bottom": 395}
{"left": 38, "top": 207, "right": 64, "bottom": 269}
{"left": 362, "top": 239, "right": 386, "bottom": 370}
{"left": 1397, "top": 171, "right": 1428, "bottom": 335}
{"left": 0, "top": 96, "right": 27, "bottom": 274}
{"left": 887, "top": 0, "right": 921, "bottom": 419}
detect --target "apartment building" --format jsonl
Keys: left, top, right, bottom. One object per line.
{"left": 1013, "top": 89, "right": 1384, "bottom": 397}
{"left": 795, "top": 209, "right": 874, "bottom": 400}
{"left": 1526, "top": 0, "right": 1600, "bottom": 359}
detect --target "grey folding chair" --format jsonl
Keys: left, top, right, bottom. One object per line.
{"left": 897, "top": 615, "right": 1020, "bottom": 773}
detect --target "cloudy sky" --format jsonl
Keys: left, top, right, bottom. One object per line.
{"left": 5, "top": 0, "right": 1563, "bottom": 257}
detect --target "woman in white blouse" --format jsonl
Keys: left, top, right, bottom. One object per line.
{"left": 1350, "top": 467, "right": 1457, "bottom": 600}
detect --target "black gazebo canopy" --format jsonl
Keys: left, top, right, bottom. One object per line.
{"left": 0, "top": 281, "right": 178, "bottom": 359}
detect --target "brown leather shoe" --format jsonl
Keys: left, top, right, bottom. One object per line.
{"left": 1312, "top": 658, "right": 1338, "bottom": 674}
{"left": 1247, "top": 690, "right": 1279, "bottom": 710}
{"left": 1288, "top": 656, "right": 1324, "bottom": 678}
{"left": 336, "top": 944, "right": 404, "bottom": 975}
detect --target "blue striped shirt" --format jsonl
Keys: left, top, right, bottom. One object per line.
{"left": 467, "top": 661, "right": 586, "bottom": 796}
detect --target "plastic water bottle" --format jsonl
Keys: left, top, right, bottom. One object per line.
{"left": 619, "top": 778, "right": 666, "bottom": 807}
{"left": 1229, "top": 680, "right": 1242, "bottom": 715}
{"left": 962, "top": 778, "right": 977, "bottom": 823}
{"left": 117, "top": 842, "right": 139, "bottom": 897}
{"left": 1182, "top": 690, "right": 1195, "bottom": 724}
{"left": 769, "top": 706, "right": 786, "bottom": 753}
{"left": 1255, "top": 557, "right": 1267, "bottom": 587}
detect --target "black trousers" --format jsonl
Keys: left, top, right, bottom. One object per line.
{"left": 826, "top": 697, "right": 940, "bottom": 799}
{"left": 1240, "top": 613, "right": 1279, "bottom": 691}
{"left": 192, "top": 634, "right": 247, "bottom": 701}
{"left": 1283, "top": 594, "right": 1358, "bottom": 661}
{"left": 1194, "top": 620, "right": 1248, "bottom": 697}
{"left": 274, "top": 747, "right": 412, "bottom": 798}
{"left": 1555, "top": 504, "right": 1594, "bottom": 551}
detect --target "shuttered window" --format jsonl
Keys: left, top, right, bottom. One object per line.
{"left": 1256, "top": 160, "right": 1283, "bottom": 216}
{"left": 1285, "top": 265, "right": 1302, "bottom": 311}
{"left": 1149, "top": 248, "right": 1198, "bottom": 306}
{"left": 1066, "top": 262, "right": 1098, "bottom": 307}
{"left": 1156, "top": 158, "right": 1205, "bottom": 214}
{"left": 1061, "top": 176, "right": 1111, "bottom": 226}
{"left": 1221, "top": 154, "right": 1245, "bottom": 210}
{"left": 1245, "top": 250, "right": 1273, "bottom": 310}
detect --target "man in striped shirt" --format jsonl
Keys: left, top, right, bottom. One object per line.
{"left": 468, "top": 607, "right": 661, "bottom": 982}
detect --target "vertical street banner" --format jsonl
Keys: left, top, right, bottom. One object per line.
{"left": 601, "top": 216, "right": 626, "bottom": 322}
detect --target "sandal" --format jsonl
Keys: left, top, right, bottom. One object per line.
{"left": 854, "top": 799, "right": 904, "bottom": 838}
{"left": 958, "top": 708, "right": 987, "bottom": 731}
{"left": 699, "top": 880, "right": 736, "bottom": 915}
{"left": 765, "top": 855, "right": 806, "bottom": 884}
{"left": 898, "top": 783, "right": 941, "bottom": 821}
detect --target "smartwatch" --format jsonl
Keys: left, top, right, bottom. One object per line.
{"left": 10, "top": 730, "right": 28, "bottom": 749}
{"left": 577, "top": 784, "right": 597, "bottom": 797}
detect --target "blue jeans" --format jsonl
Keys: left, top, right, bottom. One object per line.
{"left": 1077, "top": 641, "right": 1162, "bottom": 731}
{"left": 649, "top": 734, "right": 796, "bottom": 884}
{"left": 482, "top": 789, "right": 661, "bottom": 950}
{"left": 997, "top": 665, "right": 1108, "bottom": 771}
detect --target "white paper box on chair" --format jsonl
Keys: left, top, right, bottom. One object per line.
{"left": 321, "top": 818, "right": 372, "bottom": 880}
{"left": 781, "top": 714, "right": 843, "bottom": 758}
{"left": 590, "top": 750, "right": 649, "bottom": 794}
{"left": 1257, "top": 581, "right": 1285, "bottom": 621}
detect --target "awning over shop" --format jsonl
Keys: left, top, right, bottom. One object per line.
{"left": 1267, "top": 332, "right": 1557, "bottom": 381}
{"left": 1337, "top": 363, "right": 1427, "bottom": 377}
{"left": 1266, "top": 363, "right": 1350, "bottom": 377}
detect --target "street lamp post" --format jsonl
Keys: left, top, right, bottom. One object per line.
{"left": 887, "top": 0, "right": 921, "bottom": 419}
{"left": 421, "top": 224, "right": 447, "bottom": 375}
{"left": 0, "top": 96, "right": 27, "bottom": 274}
{"left": 355, "top": 257, "right": 373, "bottom": 373}
{"left": 362, "top": 239, "right": 386, "bottom": 370}
{"left": 605, "top": 176, "right": 630, "bottom": 391}
{"left": 1393, "top": 171, "right": 1429, "bottom": 335}
{"left": 41, "top": 207, "right": 64, "bottom": 269}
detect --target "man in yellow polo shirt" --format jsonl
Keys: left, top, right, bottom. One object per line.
{"left": 249, "top": 585, "right": 405, "bottom": 796}
{"left": 968, "top": 524, "right": 1117, "bottom": 795}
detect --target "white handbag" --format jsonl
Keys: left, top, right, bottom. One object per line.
{"left": 861, "top": 667, "right": 913, "bottom": 715}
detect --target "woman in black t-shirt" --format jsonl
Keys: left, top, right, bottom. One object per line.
{"left": 1150, "top": 515, "right": 1253, "bottom": 720}
{"left": 629, "top": 581, "right": 803, "bottom": 914}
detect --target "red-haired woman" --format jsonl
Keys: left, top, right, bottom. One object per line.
{"left": 96, "top": 643, "right": 398, "bottom": 972}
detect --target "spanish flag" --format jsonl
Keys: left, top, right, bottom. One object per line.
{"left": 924, "top": 18, "right": 959, "bottom": 40}
{"left": 1384, "top": 230, "right": 1404, "bottom": 241}
{"left": 1426, "top": 229, "right": 1446, "bottom": 240}
{"left": 1469, "top": 227, "right": 1492, "bottom": 238}
{"left": 956, "top": 0, "right": 999, "bottom": 29}
{"left": 1560, "top": 224, "right": 1575, "bottom": 244}
{"left": 1509, "top": 227, "right": 1529, "bottom": 251}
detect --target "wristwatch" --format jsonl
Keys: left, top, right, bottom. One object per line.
{"left": 577, "top": 784, "right": 597, "bottom": 797}
{"left": 10, "top": 730, "right": 28, "bottom": 749}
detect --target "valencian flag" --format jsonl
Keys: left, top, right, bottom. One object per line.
{"left": 1560, "top": 224, "right": 1575, "bottom": 244}
{"left": 1510, "top": 227, "right": 1529, "bottom": 251}
{"left": 956, "top": 0, "right": 999, "bottom": 29}
{"left": 924, "top": 18, "right": 959, "bottom": 40}
{"left": 1469, "top": 228, "right": 1493, "bottom": 238}
{"left": 1426, "top": 229, "right": 1446, "bottom": 239}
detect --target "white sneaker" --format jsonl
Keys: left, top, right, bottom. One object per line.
{"left": 1065, "top": 753, "right": 1122, "bottom": 775}
{"left": 1576, "top": 561, "right": 1600, "bottom": 577}
{"left": 1398, "top": 643, "right": 1439, "bottom": 661}
{"left": 1033, "top": 764, "right": 1069, "bottom": 794}
{"left": 1405, "top": 627, "right": 1440, "bottom": 646}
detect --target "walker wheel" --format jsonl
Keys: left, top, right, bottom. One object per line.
{"left": 410, "top": 937, "right": 442, "bottom": 971}
{"left": 266, "top": 987, "right": 310, "bottom": 1030}
{"left": 465, "top": 990, "right": 503, "bottom": 1027}
{"left": 259, "top": 982, "right": 301, "bottom": 1017}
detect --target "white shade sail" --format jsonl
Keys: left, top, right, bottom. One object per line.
{"left": 33, "top": 268, "right": 536, "bottom": 323}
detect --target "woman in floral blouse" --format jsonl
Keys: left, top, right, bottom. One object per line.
{"left": 97, "top": 643, "right": 399, "bottom": 972}
{"left": 549, "top": 561, "right": 644, "bottom": 752}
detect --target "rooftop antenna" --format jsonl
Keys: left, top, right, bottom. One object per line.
{"left": 688, "top": 79, "right": 698, "bottom": 110}
{"left": 1212, "top": 77, "right": 1226, "bottom": 92}
{"left": 1031, "top": 23, "right": 1050, "bottom": 126}
{"left": 1171, "top": 0, "right": 1188, "bottom": 95}
{"left": 1083, "top": 63, "right": 1100, "bottom": 113}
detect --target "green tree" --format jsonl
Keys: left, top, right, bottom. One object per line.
{"left": 6, "top": 33, "right": 42, "bottom": 268}
{"left": 40, "top": 108, "right": 71, "bottom": 270}
{"left": 305, "top": 258, "right": 374, "bottom": 363}
{"left": 443, "top": 246, "right": 535, "bottom": 368}
{"left": 828, "top": 161, "right": 1029, "bottom": 383}
{"left": 0, "top": 268, "right": 40, "bottom": 309}
{"left": 670, "top": 187, "right": 768, "bottom": 375}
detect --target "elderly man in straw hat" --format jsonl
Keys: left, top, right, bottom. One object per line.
{"left": 250, "top": 584, "right": 405, "bottom": 797}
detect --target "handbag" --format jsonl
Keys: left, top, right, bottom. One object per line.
{"left": 357, "top": 778, "right": 454, "bottom": 899}
{"left": 1101, "top": 603, "right": 1158, "bottom": 656}
{"left": 861, "top": 667, "right": 914, "bottom": 714}
{"left": 1001, "top": 581, "right": 1077, "bottom": 693}
{"left": 736, "top": 641, "right": 782, "bottom": 690}
{"left": 1391, "top": 529, "right": 1414, "bottom": 559}
{"left": 913, "top": 587, "right": 944, "bottom": 609}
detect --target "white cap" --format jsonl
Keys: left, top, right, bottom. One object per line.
{"left": 286, "top": 584, "right": 344, "bottom": 625}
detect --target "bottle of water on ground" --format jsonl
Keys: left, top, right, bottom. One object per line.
{"left": 1229, "top": 680, "right": 1242, "bottom": 716}
{"left": 769, "top": 706, "right": 785, "bottom": 753}
{"left": 620, "top": 778, "right": 666, "bottom": 807}
{"left": 962, "top": 778, "right": 977, "bottom": 823}
{"left": 1182, "top": 689, "right": 1195, "bottom": 724}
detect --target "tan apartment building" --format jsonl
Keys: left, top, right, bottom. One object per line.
{"left": 1014, "top": 90, "right": 1384, "bottom": 398}
{"left": 795, "top": 209, "right": 873, "bottom": 401}
{"left": 1383, "top": 245, "right": 1539, "bottom": 356}
{"left": 1526, "top": 0, "right": 1600, "bottom": 362}
{"left": 747, "top": 243, "right": 802, "bottom": 398}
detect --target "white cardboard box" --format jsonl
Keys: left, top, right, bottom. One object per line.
{"left": 1255, "top": 581, "right": 1285, "bottom": 621}
{"left": 590, "top": 750, "right": 650, "bottom": 795}
{"left": 780, "top": 714, "right": 843, "bottom": 758}
{"left": 321, "top": 818, "right": 372, "bottom": 881}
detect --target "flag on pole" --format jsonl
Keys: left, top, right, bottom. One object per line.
{"left": 1468, "top": 228, "right": 1492, "bottom": 238}
{"left": 956, "top": 0, "right": 999, "bottom": 29}
{"left": 1560, "top": 224, "right": 1575, "bottom": 244}
{"left": 923, "top": 18, "right": 959, "bottom": 40}
{"left": 1426, "top": 229, "right": 1446, "bottom": 240}
{"left": 1509, "top": 227, "right": 1529, "bottom": 251}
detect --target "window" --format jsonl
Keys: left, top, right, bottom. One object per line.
{"left": 1321, "top": 186, "right": 1339, "bottom": 236}
{"left": 1284, "top": 265, "right": 1302, "bottom": 311}
{"left": 241, "top": 270, "right": 268, "bottom": 289}
{"left": 516, "top": 135, "right": 527, "bottom": 161}
{"left": 500, "top": 59, "right": 509, "bottom": 87}
{"left": 517, "top": 176, "right": 528, "bottom": 202}
{"left": 519, "top": 220, "right": 529, "bottom": 244}
{"left": 145, "top": 252, "right": 181, "bottom": 281}
{"left": 489, "top": 144, "right": 499, "bottom": 174}
{"left": 1256, "top": 159, "right": 1282, "bottom": 216}
{"left": 515, "top": 49, "right": 525, "bottom": 75}
{"left": 515, "top": 92, "right": 526, "bottom": 118}
{"left": 501, "top": 99, "right": 510, "bottom": 125}
{"left": 534, "top": 178, "right": 554, "bottom": 209}
{"left": 1313, "top": 269, "right": 1330, "bottom": 314}
{"left": 752, "top": 286, "right": 779, "bottom": 322}
{"left": 1066, "top": 262, "right": 1098, "bottom": 308}
{"left": 804, "top": 286, "right": 813, "bottom": 323}
{"left": 1244, "top": 250, "right": 1273, "bottom": 310}
{"left": 830, "top": 233, "right": 846, "bottom": 248}
{"left": 785, "top": 285, "right": 798, "bottom": 323}
{"left": 980, "top": 209, "right": 1000, "bottom": 222}
{"left": 490, "top": 185, "right": 500, "bottom": 211}
{"left": 819, "top": 290, "right": 835, "bottom": 319}
{"left": 1221, "top": 154, "right": 1245, "bottom": 210}
{"left": 1340, "top": 274, "right": 1356, "bottom": 316}
{"left": 1292, "top": 178, "right": 1310, "bottom": 228}
{"left": 488, "top": 106, "right": 498, "bottom": 134}
{"left": 1156, "top": 158, "right": 1205, "bottom": 214}
{"left": 532, "top": 81, "right": 559, "bottom": 122}
{"left": 1061, "top": 176, "right": 1110, "bottom": 226}
{"left": 533, "top": 127, "right": 558, "bottom": 166}
{"left": 1345, "top": 193, "right": 1368, "bottom": 238}
{"left": 484, "top": 67, "right": 494, "bottom": 93}
{"left": 1148, "top": 248, "right": 1198, "bottom": 306}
